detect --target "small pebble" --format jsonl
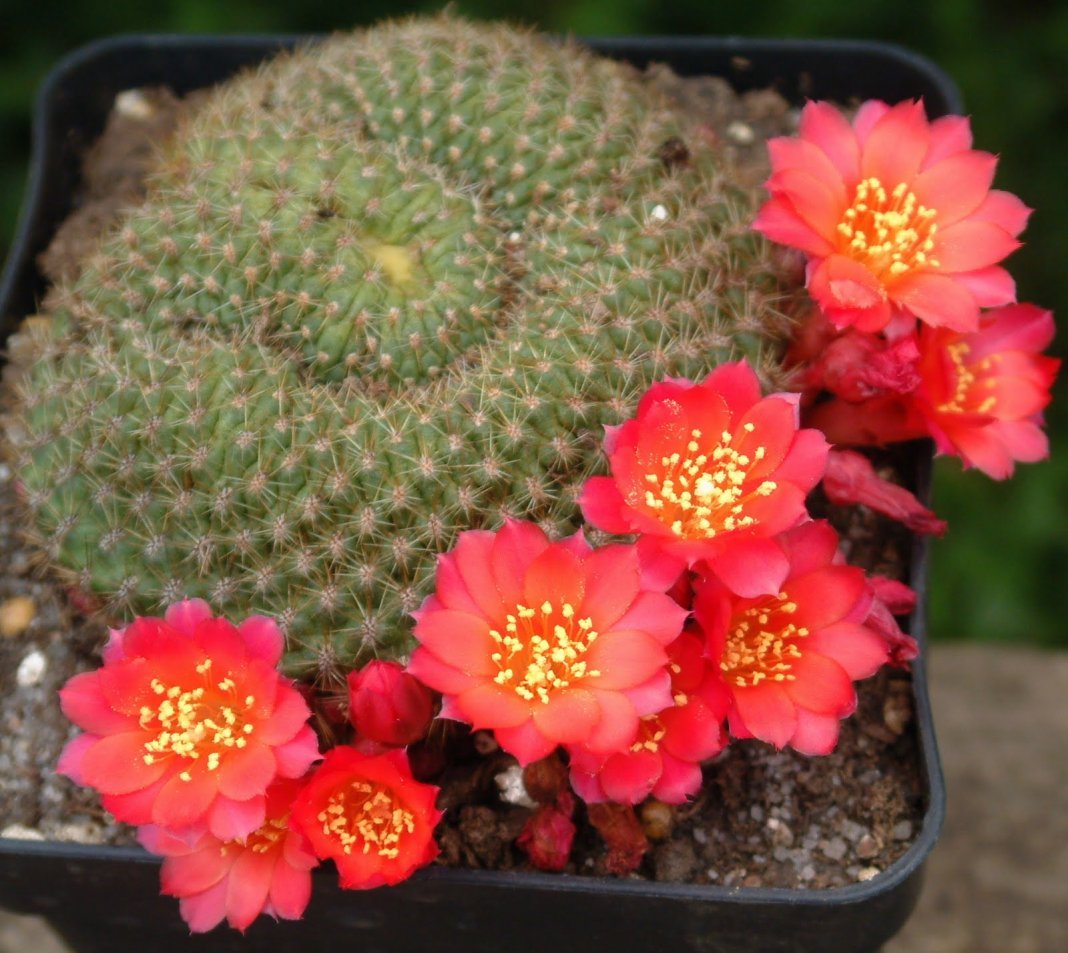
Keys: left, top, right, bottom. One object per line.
{"left": 856, "top": 834, "right": 880, "bottom": 859}
{"left": 16, "top": 648, "right": 48, "bottom": 687}
{"left": 494, "top": 764, "right": 537, "bottom": 808}
{"left": 0, "top": 824, "right": 44, "bottom": 841}
{"left": 115, "top": 89, "right": 155, "bottom": 120}
{"left": 821, "top": 837, "right": 848, "bottom": 861}
{"left": 0, "top": 462, "right": 10, "bottom": 482}
{"left": 641, "top": 800, "right": 675, "bottom": 841}
{"left": 857, "top": 866, "right": 881, "bottom": 882}
{"left": 0, "top": 595, "right": 36, "bottom": 637}
{"left": 726, "top": 120, "right": 755, "bottom": 144}
{"left": 692, "top": 827, "right": 708, "bottom": 845}
{"left": 892, "top": 819, "right": 913, "bottom": 841}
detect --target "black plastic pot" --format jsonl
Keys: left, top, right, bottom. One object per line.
{"left": 0, "top": 34, "right": 954, "bottom": 953}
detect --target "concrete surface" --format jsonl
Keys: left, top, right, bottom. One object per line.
{"left": 2, "top": 643, "right": 1065, "bottom": 952}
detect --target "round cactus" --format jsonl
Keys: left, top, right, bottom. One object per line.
{"left": 7, "top": 16, "right": 802, "bottom": 679}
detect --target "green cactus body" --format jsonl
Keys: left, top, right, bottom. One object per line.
{"left": 7, "top": 16, "right": 801, "bottom": 679}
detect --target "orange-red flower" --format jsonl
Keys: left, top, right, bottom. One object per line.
{"left": 137, "top": 777, "right": 318, "bottom": 933}
{"left": 408, "top": 520, "right": 687, "bottom": 765}
{"left": 290, "top": 747, "right": 441, "bottom": 890}
{"left": 57, "top": 599, "right": 320, "bottom": 840}
{"left": 568, "top": 631, "right": 729, "bottom": 805}
{"left": 915, "top": 303, "right": 1059, "bottom": 478}
{"left": 693, "top": 521, "right": 891, "bottom": 755}
{"left": 579, "top": 361, "right": 829, "bottom": 597}
{"left": 755, "top": 100, "right": 1029, "bottom": 334}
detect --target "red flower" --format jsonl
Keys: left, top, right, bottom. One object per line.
{"left": 579, "top": 361, "right": 829, "bottom": 597}
{"left": 290, "top": 747, "right": 440, "bottom": 889}
{"left": 915, "top": 303, "right": 1059, "bottom": 478}
{"left": 693, "top": 521, "right": 891, "bottom": 755}
{"left": 137, "top": 777, "right": 318, "bottom": 933}
{"left": 755, "top": 100, "right": 1029, "bottom": 334}
{"left": 568, "top": 631, "right": 729, "bottom": 805}
{"left": 57, "top": 599, "right": 320, "bottom": 840}
{"left": 347, "top": 661, "right": 434, "bottom": 748}
{"left": 408, "top": 520, "right": 687, "bottom": 766}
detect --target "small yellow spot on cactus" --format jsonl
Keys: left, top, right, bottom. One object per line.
{"left": 368, "top": 243, "right": 417, "bottom": 287}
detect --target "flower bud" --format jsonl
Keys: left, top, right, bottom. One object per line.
{"left": 347, "top": 660, "right": 434, "bottom": 746}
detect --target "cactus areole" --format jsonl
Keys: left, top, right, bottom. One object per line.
{"left": 5, "top": 16, "right": 802, "bottom": 678}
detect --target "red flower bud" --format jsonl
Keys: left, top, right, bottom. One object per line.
{"left": 347, "top": 661, "right": 434, "bottom": 747}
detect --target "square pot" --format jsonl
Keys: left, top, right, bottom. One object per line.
{"left": 0, "top": 34, "right": 952, "bottom": 953}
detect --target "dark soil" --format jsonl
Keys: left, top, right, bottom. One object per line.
{"left": 0, "top": 64, "right": 925, "bottom": 888}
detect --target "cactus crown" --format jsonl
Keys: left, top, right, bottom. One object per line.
{"left": 7, "top": 15, "right": 802, "bottom": 680}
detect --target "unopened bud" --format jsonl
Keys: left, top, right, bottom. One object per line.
{"left": 347, "top": 660, "right": 434, "bottom": 747}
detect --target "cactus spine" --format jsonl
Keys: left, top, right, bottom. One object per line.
{"left": 6, "top": 16, "right": 801, "bottom": 679}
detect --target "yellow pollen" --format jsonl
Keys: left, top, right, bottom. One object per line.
{"left": 140, "top": 663, "right": 256, "bottom": 770}
{"left": 319, "top": 781, "right": 416, "bottom": 859}
{"left": 937, "top": 340, "right": 994, "bottom": 415}
{"left": 640, "top": 426, "right": 773, "bottom": 539}
{"left": 719, "top": 596, "right": 810, "bottom": 688}
{"left": 490, "top": 598, "right": 601, "bottom": 703}
{"left": 836, "top": 176, "right": 940, "bottom": 279}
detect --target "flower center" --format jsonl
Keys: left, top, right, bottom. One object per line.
{"left": 240, "top": 813, "right": 291, "bottom": 855}
{"left": 316, "top": 781, "right": 415, "bottom": 859}
{"left": 720, "top": 595, "right": 809, "bottom": 688}
{"left": 139, "top": 657, "right": 255, "bottom": 779}
{"left": 629, "top": 715, "right": 667, "bottom": 754}
{"left": 937, "top": 341, "right": 999, "bottom": 415}
{"left": 836, "top": 177, "right": 940, "bottom": 279}
{"left": 641, "top": 426, "right": 775, "bottom": 538}
{"left": 490, "top": 600, "right": 601, "bottom": 703}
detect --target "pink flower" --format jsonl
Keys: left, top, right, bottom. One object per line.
{"left": 693, "top": 521, "right": 891, "bottom": 755}
{"left": 568, "top": 631, "right": 729, "bottom": 805}
{"left": 137, "top": 777, "right": 318, "bottom": 934}
{"left": 289, "top": 747, "right": 440, "bottom": 890}
{"left": 915, "top": 303, "right": 1060, "bottom": 478}
{"left": 755, "top": 100, "right": 1029, "bottom": 333}
{"left": 57, "top": 599, "right": 320, "bottom": 840}
{"left": 347, "top": 661, "right": 434, "bottom": 748}
{"left": 408, "top": 520, "right": 687, "bottom": 765}
{"left": 579, "top": 361, "right": 829, "bottom": 597}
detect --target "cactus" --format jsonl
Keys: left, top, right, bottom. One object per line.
{"left": 5, "top": 15, "right": 803, "bottom": 680}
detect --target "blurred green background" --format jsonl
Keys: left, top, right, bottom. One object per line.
{"left": 1, "top": 0, "right": 1064, "bottom": 646}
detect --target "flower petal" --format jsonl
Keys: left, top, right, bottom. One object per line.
{"left": 860, "top": 100, "right": 930, "bottom": 185}
{"left": 226, "top": 847, "right": 276, "bottom": 931}
{"left": 599, "top": 750, "right": 662, "bottom": 805}
{"left": 523, "top": 543, "right": 585, "bottom": 612}
{"left": 730, "top": 683, "right": 796, "bottom": 749}
{"left": 237, "top": 616, "right": 284, "bottom": 667}
{"left": 216, "top": 744, "right": 278, "bottom": 802}
{"left": 59, "top": 671, "right": 132, "bottom": 735}
{"left": 705, "top": 537, "right": 789, "bottom": 598}
{"left": 411, "top": 608, "right": 498, "bottom": 677}
{"left": 912, "top": 150, "right": 997, "bottom": 226}
{"left": 581, "top": 544, "right": 643, "bottom": 629}
{"left": 164, "top": 599, "right": 215, "bottom": 637}
{"left": 784, "top": 653, "right": 855, "bottom": 715}
{"left": 207, "top": 795, "right": 267, "bottom": 842}
{"left": 493, "top": 720, "right": 559, "bottom": 765}
{"left": 532, "top": 690, "right": 600, "bottom": 744}
{"left": 152, "top": 772, "right": 217, "bottom": 830}
{"left": 799, "top": 100, "right": 860, "bottom": 181}
{"left": 585, "top": 631, "right": 669, "bottom": 689}
{"left": 267, "top": 855, "right": 313, "bottom": 921}
{"left": 456, "top": 682, "right": 531, "bottom": 729}
{"left": 789, "top": 708, "right": 843, "bottom": 756}
{"left": 933, "top": 221, "right": 1020, "bottom": 273}
{"left": 891, "top": 272, "right": 979, "bottom": 332}
{"left": 805, "top": 622, "right": 891, "bottom": 680}
{"left": 80, "top": 731, "right": 166, "bottom": 795}
{"left": 610, "top": 591, "right": 688, "bottom": 646}
{"left": 752, "top": 195, "right": 836, "bottom": 257}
